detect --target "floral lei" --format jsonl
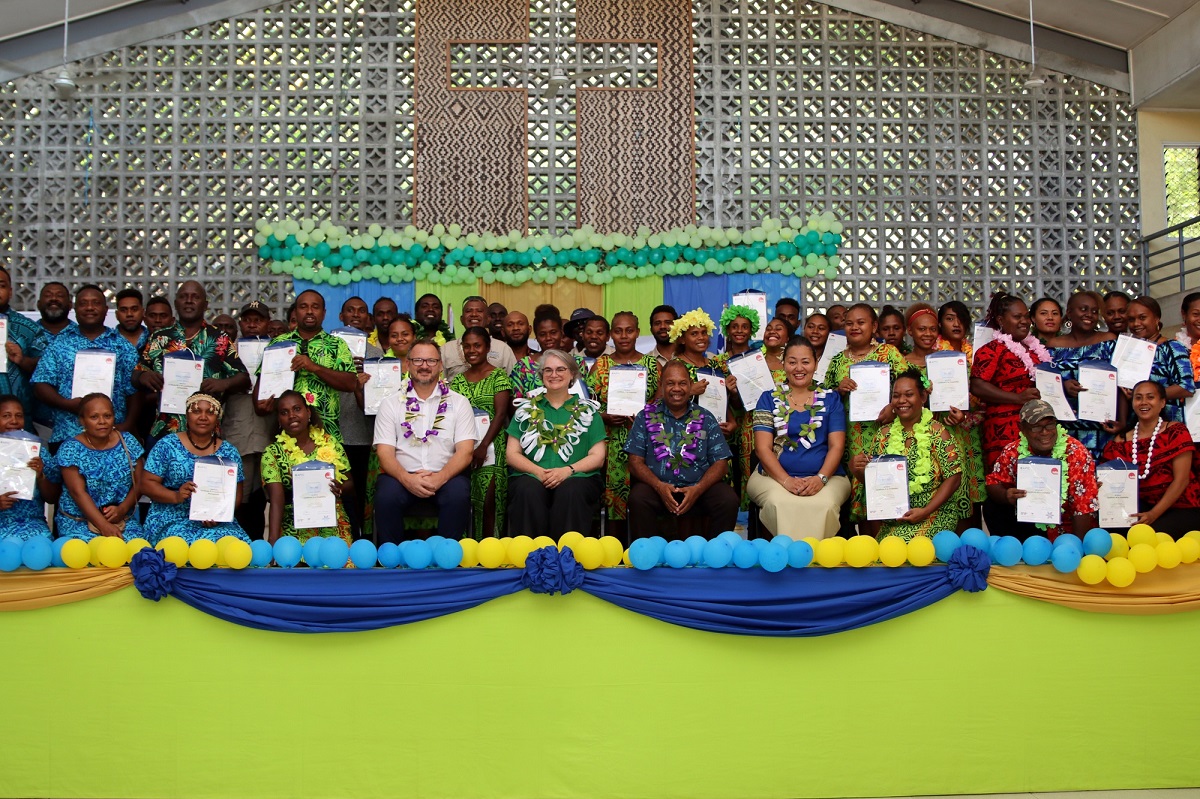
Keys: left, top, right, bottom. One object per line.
{"left": 1016, "top": 426, "right": 1070, "bottom": 530}
{"left": 643, "top": 401, "right": 704, "bottom": 476}
{"left": 1188, "top": 340, "right": 1200, "bottom": 382}
{"left": 276, "top": 427, "right": 345, "bottom": 481}
{"left": 401, "top": 379, "right": 449, "bottom": 444}
{"left": 770, "top": 383, "right": 825, "bottom": 450}
{"left": 992, "top": 331, "right": 1050, "bottom": 379}
{"left": 513, "top": 394, "right": 598, "bottom": 461}
{"left": 884, "top": 409, "right": 935, "bottom": 494}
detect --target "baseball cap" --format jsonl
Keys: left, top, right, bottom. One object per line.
{"left": 1019, "top": 399, "right": 1056, "bottom": 425}
{"left": 240, "top": 300, "right": 272, "bottom": 319}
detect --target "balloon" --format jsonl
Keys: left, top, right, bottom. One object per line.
{"left": 188, "top": 539, "right": 218, "bottom": 569}
{"left": 1156, "top": 532, "right": 1174, "bottom": 546}
{"left": 1128, "top": 543, "right": 1158, "bottom": 573}
{"left": 1050, "top": 545, "right": 1082, "bottom": 574}
{"left": 991, "top": 536, "right": 1023, "bottom": 567}
{"left": 97, "top": 537, "right": 128, "bottom": 568}
{"left": 960, "top": 527, "right": 989, "bottom": 552}
{"left": 932, "top": 530, "right": 960, "bottom": 562}
{"left": 476, "top": 537, "right": 505, "bottom": 568}
{"left": 404, "top": 539, "right": 434, "bottom": 569}
{"left": 686, "top": 535, "right": 709, "bottom": 564}
{"left": 702, "top": 538, "right": 734, "bottom": 568}
{"left": 1054, "top": 533, "right": 1083, "bottom": 553}
{"left": 1127, "top": 524, "right": 1157, "bottom": 548}
{"left": 375, "top": 542, "right": 401, "bottom": 568}
{"left": 273, "top": 536, "right": 302, "bottom": 568}
{"left": 51, "top": 536, "right": 68, "bottom": 567}
{"left": 20, "top": 537, "right": 53, "bottom": 571}
{"left": 457, "top": 538, "right": 479, "bottom": 568}
{"left": 628, "top": 538, "right": 659, "bottom": 570}
{"left": 88, "top": 537, "right": 104, "bottom": 565}
{"left": 126, "top": 538, "right": 151, "bottom": 559}
{"left": 787, "top": 539, "right": 814, "bottom": 568}
{"left": 301, "top": 537, "right": 324, "bottom": 568}
{"left": 1022, "top": 535, "right": 1053, "bottom": 566}
{"left": 434, "top": 539, "right": 464, "bottom": 569}
{"left": 664, "top": 540, "right": 691, "bottom": 568}
{"left": 507, "top": 535, "right": 535, "bottom": 567}
{"left": 759, "top": 542, "right": 788, "bottom": 572}
{"left": 532, "top": 535, "right": 556, "bottom": 550}
{"left": 599, "top": 536, "right": 625, "bottom": 567}
{"left": 1105, "top": 556, "right": 1136, "bottom": 588}
{"left": 1077, "top": 554, "right": 1107, "bottom": 585}
{"left": 224, "top": 540, "right": 253, "bottom": 569}
{"left": 0, "top": 538, "right": 21, "bottom": 571}
{"left": 216, "top": 535, "right": 242, "bottom": 565}
{"left": 844, "top": 535, "right": 878, "bottom": 567}
{"left": 1177, "top": 535, "right": 1199, "bottom": 564}
{"left": 877, "top": 536, "right": 907, "bottom": 567}
{"left": 575, "top": 537, "right": 604, "bottom": 570}
{"left": 1156, "top": 540, "right": 1183, "bottom": 569}
{"left": 60, "top": 538, "right": 90, "bottom": 569}
{"left": 815, "top": 537, "right": 845, "bottom": 568}
{"left": 907, "top": 536, "right": 936, "bottom": 566}
{"left": 732, "top": 540, "right": 759, "bottom": 568}
{"left": 250, "top": 539, "right": 274, "bottom": 567}
{"left": 1082, "top": 528, "right": 1113, "bottom": 557}
{"left": 559, "top": 531, "right": 585, "bottom": 551}
{"left": 349, "top": 539, "right": 378, "bottom": 570}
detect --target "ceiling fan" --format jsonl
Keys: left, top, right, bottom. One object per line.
{"left": 1022, "top": 0, "right": 1056, "bottom": 92}
{"left": 14, "top": 0, "right": 128, "bottom": 99}
{"left": 516, "top": 0, "right": 637, "bottom": 98}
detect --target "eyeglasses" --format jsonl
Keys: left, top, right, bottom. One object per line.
{"left": 410, "top": 358, "right": 441, "bottom": 366}
{"left": 1027, "top": 419, "right": 1057, "bottom": 434}
{"left": 542, "top": 367, "right": 571, "bottom": 375}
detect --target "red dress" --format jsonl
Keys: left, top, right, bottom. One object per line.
{"left": 971, "top": 340, "right": 1041, "bottom": 471}
{"left": 1100, "top": 422, "right": 1200, "bottom": 508}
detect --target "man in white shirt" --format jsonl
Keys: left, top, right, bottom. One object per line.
{"left": 373, "top": 341, "right": 477, "bottom": 542}
{"left": 441, "top": 295, "right": 517, "bottom": 378}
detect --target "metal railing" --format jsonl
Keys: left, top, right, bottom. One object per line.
{"left": 1142, "top": 214, "right": 1200, "bottom": 295}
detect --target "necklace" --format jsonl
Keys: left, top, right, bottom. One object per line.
{"left": 400, "top": 379, "right": 449, "bottom": 444}
{"left": 276, "top": 427, "right": 345, "bottom": 481}
{"left": 513, "top": 394, "right": 597, "bottom": 461}
{"left": 186, "top": 430, "right": 216, "bottom": 452}
{"left": 1130, "top": 418, "right": 1163, "bottom": 479}
{"left": 992, "top": 331, "right": 1051, "bottom": 379}
{"left": 769, "top": 382, "right": 825, "bottom": 450}
{"left": 83, "top": 432, "right": 112, "bottom": 450}
{"left": 644, "top": 401, "right": 704, "bottom": 477}
{"left": 884, "top": 409, "right": 935, "bottom": 494}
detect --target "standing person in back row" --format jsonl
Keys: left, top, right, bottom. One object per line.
{"left": 114, "top": 288, "right": 149, "bottom": 352}
{"left": 441, "top": 296, "right": 516, "bottom": 378}
{"left": 224, "top": 301, "right": 276, "bottom": 539}
{"left": 414, "top": 293, "right": 454, "bottom": 342}
{"left": 0, "top": 266, "right": 43, "bottom": 420}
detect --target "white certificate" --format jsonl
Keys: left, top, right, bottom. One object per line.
{"left": 926, "top": 351, "right": 969, "bottom": 412}
{"left": 726, "top": 350, "right": 776, "bottom": 407}
{"left": 865, "top": 455, "right": 910, "bottom": 521}
{"left": 1187, "top": 391, "right": 1200, "bottom": 443}
{"left": 189, "top": 456, "right": 238, "bottom": 523}
{"left": 569, "top": 378, "right": 589, "bottom": 400}
{"left": 696, "top": 368, "right": 727, "bottom": 420}
{"left": 71, "top": 348, "right": 117, "bottom": 399}
{"left": 236, "top": 338, "right": 268, "bottom": 381}
{"left": 731, "top": 290, "right": 768, "bottom": 340}
{"left": 160, "top": 352, "right": 205, "bottom": 415}
{"left": 848, "top": 361, "right": 891, "bottom": 422}
{"left": 606, "top": 364, "right": 649, "bottom": 417}
{"left": 257, "top": 342, "right": 297, "bottom": 400}
{"left": 0, "top": 317, "right": 8, "bottom": 374}
{"left": 1035, "top": 365, "right": 1076, "bottom": 422}
{"left": 292, "top": 461, "right": 337, "bottom": 530}
{"left": 1077, "top": 360, "right": 1118, "bottom": 423}
{"left": 332, "top": 327, "right": 367, "bottom": 360}
{"left": 1016, "top": 457, "right": 1063, "bottom": 526}
{"left": 1111, "top": 334, "right": 1156, "bottom": 389}
{"left": 0, "top": 432, "right": 40, "bottom": 501}
{"left": 972, "top": 324, "right": 994, "bottom": 355}
{"left": 1097, "top": 461, "right": 1138, "bottom": 529}
{"left": 474, "top": 410, "right": 496, "bottom": 467}
{"left": 363, "top": 358, "right": 405, "bottom": 415}
{"left": 814, "top": 330, "right": 846, "bottom": 385}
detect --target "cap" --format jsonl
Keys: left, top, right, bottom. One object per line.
{"left": 563, "top": 307, "right": 598, "bottom": 337}
{"left": 240, "top": 300, "right": 272, "bottom": 319}
{"left": 1019, "top": 399, "right": 1056, "bottom": 426}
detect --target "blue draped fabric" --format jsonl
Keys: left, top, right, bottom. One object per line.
{"left": 293, "top": 278, "right": 416, "bottom": 319}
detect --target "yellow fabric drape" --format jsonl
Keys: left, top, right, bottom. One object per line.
{"left": 0, "top": 568, "right": 133, "bottom": 612}
{"left": 988, "top": 563, "right": 1200, "bottom": 614}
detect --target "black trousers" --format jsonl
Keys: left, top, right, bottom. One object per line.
{"left": 627, "top": 481, "right": 740, "bottom": 542}
{"left": 508, "top": 474, "right": 602, "bottom": 539}
{"left": 343, "top": 444, "right": 372, "bottom": 540}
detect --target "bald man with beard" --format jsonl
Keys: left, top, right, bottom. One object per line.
{"left": 503, "top": 311, "right": 533, "bottom": 362}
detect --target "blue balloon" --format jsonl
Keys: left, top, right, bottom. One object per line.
{"left": 716, "top": 530, "right": 743, "bottom": 550}
{"left": 759, "top": 543, "right": 788, "bottom": 572}
{"left": 426, "top": 535, "right": 447, "bottom": 552}
{"left": 1051, "top": 545, "right": 1082, "bottom": 573}
{"left": 1053, "top": 533, "right": 1083, "bottom": 552}
{"left": 21, "top": 537, "right": 53, "bottom": 571}
{"left": 404, "top": 539, "right": 433, "bottom": 569}
{"left": 647, "top": 536, "right": 668, "bottom": 564}
{"left": 301, "top": 537, "right": 325, "bottom": 568}
{"left": 960, "top": 528, "right": 989, "bottom": 552}
{"left": 787, "top": 539, "right": 814, "bottom": 568}
{"left": 629, "top": 538, "right": 659, "bottom": 570}
{"left": 349, "top": 539, "right": 378, "bottom": 570}
{"left": 991, "top": 536, "right": 1023, "bottom": 567}
{"left": 751, "top": 538, "right": 773, "bottom": 552}
{"left": 51, "top": 536, "right": 69, "bottom": 567}
{"left": 0, "top": 539, "right": 21, "bottom": 572}
{"left": 664, "top": 540, "right": 691, "bottom": 568}
{"left": 1022, "top": 535, "right": 1053, "bottom": 566}
{"left": 433, "top": 539, "right": 463, "bottom": 569}
{"left": 685, "top": 535, "right": 707, "bottom": 565}
{"left": 1083, "top": 527, "right": 1112, "bottom": 557}
{"left": 273, "top": 536, "right": 302, "bottom": 568}
{"left": 701, "top": 538, "right": 733, "bottom": 568}
{"left": 320, "top": 538, "right": 350, "bottom": 569}
{"left": 377, "top": 542, "right": 402, "bottom": 568}
{"left": 732, "top": 540, "right": 759, "bottom": 569}
{"left": 249, "top": 539, "right": 274, "bottom": 567}
{"left": 932, "top": 530, "right": 961, "bottom": 562}
{"left": 772, "top": 534, "right": 794, "bottom": 548}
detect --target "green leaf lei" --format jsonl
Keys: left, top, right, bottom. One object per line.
{"left": 884, "top": 408, "right": 935, "bottom": 495}
{"left": 513, "top": 394, "right": 598, "bottom": 462}
{"left": 770, "top": 383, "right": 824, "bottom": 451}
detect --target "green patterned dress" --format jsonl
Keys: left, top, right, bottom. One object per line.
{"left": 585, "top": 354, "right": 659, "bottom": 520}
{"left": 711, "top": 348, "right": 787, "bottom": 510}
{"left": 910, "top": 359, "right": 985, "bottom": 520}
{"left": 864, "top": 418, "right": 964, "bottom": 541}
{"left": 449, "top": 368, "right": 513, "bottom": 539}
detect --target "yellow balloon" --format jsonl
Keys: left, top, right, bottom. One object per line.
{"left": 88, "top": 536, "right": 104, "bottom": 566}
{"left": 125, "top": 538, "right": 151, "bottom": 559}
{"left": 1077, "top": 554, "right": 1107, "bottom": 585}
{"left": 1107, "top": 533, "right": 1129, "bottom": 560}
{"left": 1156, "top": 540, "right": 1183, "bottom": 569}
{"left": 189, "top": 539, "right": 219, "bottom": 569}
{"left": 532, "top": 535, "right": 556, "bottom": 551}
{"left": 1127, "top": 524, "right": 1157, "bottom": 548}
{"left": 97, "top": 537, "right": 128, "bottom": 568}
{"left": 622, "top": 548, "right": 631, "bottom": 567}
{"left": 1105, "top": 556, "right": 1136, "bottom": 588}
{"left": 1185, "top": 530, "right": 1200, "bottom": 544}
{"left": 558, "top": 531, "right": 585, "bottom": 551}
{"left": 156, "top": 536, "right": 189, "bottom": 568}
{"left": 1177, "top": 535, "right": 1200, "bottom": 564}
{"left": 507, "top": 536, "right": 534, "bottom": 568}
{"left": 598, "top": 535, "right": 624, "bottom": 567}
{"left": 1128, "top": 543, "right": 1158, "bottom": 574}
{"left": 60, "top": 538, "right": 90, "bottom": 569}
{"left": 224, "top": 540, "right": 253, "bottom": 569}
{"left": 216, "top": 535, "right": 242, "bottom": 567}
{"left": 575, "top": 537, "right": 604, "bottom": 569}
{"left": 802, "top": 537, "right": 820, "bottom": 552}
{"left": 477, "top": 537, "right": 506, "bottom": 568}
{"left": 815, "top": 537, "right": 845, "bottom": 568}
{"left": 878, "top": 536, "right": 908, "bottom": 567}
{"left": 1156, "top": 532, "right": 1174, "bottom": 546}
{"left": 907, "top": 536, "right": 936, "bottom": 567}
{"left": 458, "top": 538, "right": 479, "bottom": 567}
{"left": 844, "top": 535, "right": 878, "bottom": 568}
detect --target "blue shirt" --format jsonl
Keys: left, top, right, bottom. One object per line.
{"left": 31, "top": 327, "right": 139, "bottom": 442}
{"left": 0, "top": 311, "right": 41, "bottom": 419}
{"left": 625, "top": 401, "right": 731, "bottom": 487}
{"left": 27, "top": 321, "right": 79, "bottom": 427}
{"left": 752, "top": 388, "right": 846, "bottom": 478}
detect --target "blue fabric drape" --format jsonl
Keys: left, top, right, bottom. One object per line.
{"left": 293, "top": 279, "right": 416, "bottom": 319}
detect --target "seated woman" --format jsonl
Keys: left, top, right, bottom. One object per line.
{"left": 747, "top": 335, "right": 851, "bottom": 539}
{"left": 260, "top": 390, "right": 353, "bottom": 544}
{"left": 55, "top": 393, "right": 145, "bottom": 541}
{"left": 0, "top": 394, "right": 60, "bottom": 540}
{"left": 849, "top": 369, "right": 964, "bottom": 541}
{"left": 506, "top": 349, "right": 606, "bottom": 538}
{"left": 142, "top": 393, "right": 248, "bottom": 544}
{"left": 1100, "top": 380, "right": 1200, "bottom": 538}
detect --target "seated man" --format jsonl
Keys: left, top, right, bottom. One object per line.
{"left": 373, "top": 340, "right": 476, "bottom": 542}
{"left": 984, "top": 399, "right": 1098, "bottom": 542}
{"left": 625, "top": 360, "right": 739, "bottom": 542}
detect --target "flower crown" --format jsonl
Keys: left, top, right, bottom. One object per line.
{"left": 718, "top": 304, "right": 760, "bottom": 334}
{"left": 668, "top": 309, "right": 716, "bottom": 343}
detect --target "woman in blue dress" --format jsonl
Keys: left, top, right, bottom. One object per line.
{"left": 142, "top": 393, "right": 248, "bottom": 544}
{"left": 1047, "top": 290, "right": 1122, "bottom": 459}
{"left": 56, "top": 393, "right": 145, "bottom": 541}
{"left": 0, "top": 394, "right": 60, "bottom": 540}
{"left": 1126, "top": 296, "right": 1195, "bottom": 423}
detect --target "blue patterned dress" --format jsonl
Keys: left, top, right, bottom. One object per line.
{"left": 0, "top": 449, "right": 59, "bottom": 540}
{"left": 143, "top": 434, "right": 248, "bottom": 544}
{"left": 1152, "top": 341, "right": 1195, "bottom": 424}
{"left": 1049, "top": 338, "right": 1116, "bottom": 460}
{"left": 54, "top": 432, "right": 144, "bottom": 541}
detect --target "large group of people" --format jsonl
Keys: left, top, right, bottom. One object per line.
{"left": 1, "top": 268, "right": 1198, "bottom": 548}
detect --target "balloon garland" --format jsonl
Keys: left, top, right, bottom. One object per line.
{"left": 254, "top": 214, "right": 845, "bottom": 287}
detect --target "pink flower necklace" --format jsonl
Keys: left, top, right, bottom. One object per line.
{"left": 991, "top": 331, "right": 1050, "bottom": 379}
{"left": 400, "top": 379, "right": 449, "bottom": 444}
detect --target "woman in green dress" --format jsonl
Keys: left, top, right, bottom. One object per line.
{"left": 449, "top": 326, "right": 513, "bottom": 539}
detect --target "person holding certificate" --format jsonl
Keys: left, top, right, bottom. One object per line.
{"left": 31, "top": 285, "right": 141, "bottom": 449}
{"left": 984, "top": 399, "right": 1098, "bottom": 541}
{"left": 141, "top": 393, "right": 248, "bottom": 544}
{"left": 223, "top": 300, "right": 277, "bottom": 540}
{"left": 803, "top": 313, "right": 831, "bottom": 363}
{"left": 449, "top": 327, "right": 514, "bottom": 539}
{"left": 1046, "top": 291, "right": 1121, "bottom": 459}
{"left": 1124, "top": 295, "right": 1194, "bottom": 423}
{"left": 849, "top": 370, "right": 965, "bottom": 541}
{"left": 748, "top": 335, "right": 851, "bottom": 539}
{"left": 509, "top": 305, "right": 587, "bottom": 399}
{"left": 710, "top": 305, "right": 767, "bottom": 510}
{"left": 1030, "top": 297, "right": 1064, "bottom": 344}
{"left": 820, "top": 303, "right": 908, "bottom": 527}
{"left": 667, "top": 309, "right": 736, "bottom": 436}
{"left": 334, "top": 297, "right": 381, "bottom": 541}
{"left": 260, "top": 390, "right": 353, "bottom": 544}
{"left": 1100, "top": 381, "right": 1200, "bottom": 538}
{"left": 0, "top": 266, "right": 46, "bottom": 420}
{"left": 0, "top": 394, "right": 60, "bottom": 540}
{"left": 55, "top": 393, "right": 145, "bottom": 541}
{"left": 506, "top": 349, "right": 606, "bottom": 538}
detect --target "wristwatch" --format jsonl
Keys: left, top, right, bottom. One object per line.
{"left": 816, "top": 473, "right": 829, "bottom": 486}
